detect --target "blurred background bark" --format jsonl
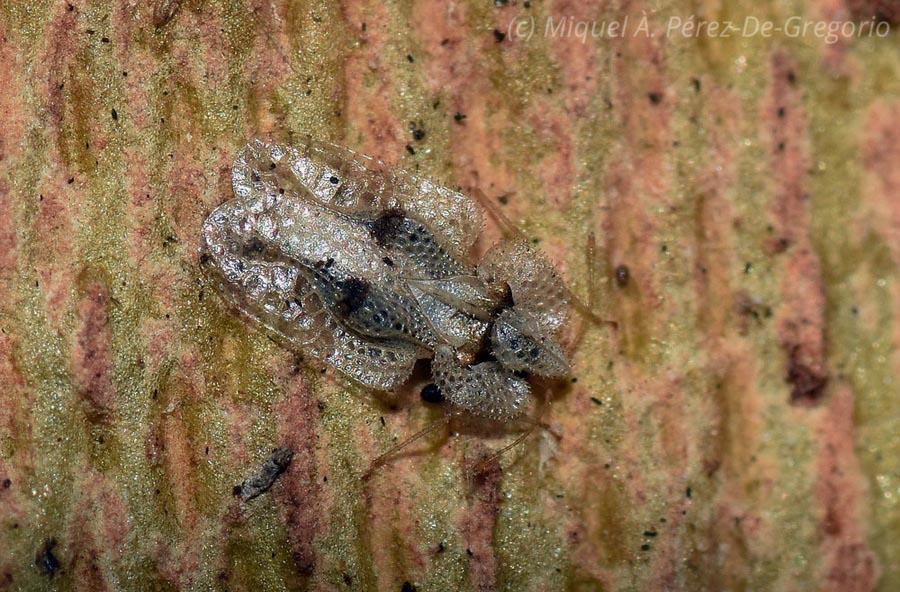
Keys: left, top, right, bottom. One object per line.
{"left": 1, "top": 0, "right": 899, "bottom": 590}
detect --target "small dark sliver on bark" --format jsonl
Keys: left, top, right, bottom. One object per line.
{"left": 234, "top": 447, "right": 294, "bottom": 501}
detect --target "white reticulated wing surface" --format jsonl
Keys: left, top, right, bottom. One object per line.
{"left": 202, "top": 138, "right": 489, "bottom": 391}
{"left": 478, "top": 239, "right": 570, "bottom": 333}
{"left": 202, "top": 137, "right": 573, "bottom": 419}
{"left": 232, "top": 138, "right": 484, "bottom": 259}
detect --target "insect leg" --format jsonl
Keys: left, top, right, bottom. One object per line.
{"left": 571, "top": 231, "right": 614, "bottom": 345}
{"left": 467, "top": 424, "right": 536, "bottom": 483}
{"left": 362, "top": 412, "right": 454, "bottom": 479}
{"left": 465, "top": 414, "right": 562, "bottom": 482}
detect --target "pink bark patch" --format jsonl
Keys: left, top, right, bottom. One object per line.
{"left": 339, "top": 0, "right": 403, "bottom": 157}
{"left": 779, "top": 244, "right": 829, "bottom": 405}
{"left": 39, "top": 1, "right": 80, "bottom": 141}
{"left": 72, "top": 280, "right": 116, "bottom": 417}
{"left": 65, "top": 474, "right": 131, "bottom": 592}
{"left": 764, "top": 50, "right": 829, "bottom": 405}
{"left": 152, "top": 406, "right": 204, "bottom": 589}
{"left": 860, "top": 101, "right": 900, "bottom": 262}
{"left": 526, "top": 112, "right": 576, "bottom": 209}
{"left": 460, "top": 449, "right": 502, "bottom": 592}
{"left": 846, "top": 0, "right": 900, "bottom": 24}
{"left": 273, "top": 373, "right": 324, "bottom": 576}
{"left": 545, "top": 0, "right": 601, "bottom": 115}
{"left": 0, "top": 19, "right": 25, "bottom": 284}
{"left": 602, "top": 6, "right": 671, "bottom": 321}
{"left": 859, "top": 100, "right": 900, "bottom": 382}
{"left": 0, "top": 181, "right": 17, "bottom": 287}
{"left": 35, "top": 172, "right": 78, "bottom": 331}
{"left": 816, "top": 384, "right": 881, "bottom": 591}
{"left": 764, "top": 50, "right": 810, "bottom": 252}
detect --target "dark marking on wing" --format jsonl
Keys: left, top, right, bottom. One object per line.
{"left": 241, "top": 236, "right": 266, "bottom": 256}
{"left": 336, "top": 277, "right": 371, "bottom": 317}
{"left": 369, "top": 208, "right": 407, "bottom": 247}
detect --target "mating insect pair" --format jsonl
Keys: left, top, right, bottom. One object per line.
{"left": 200, "top": 137, "right": 588, "bottom": 471}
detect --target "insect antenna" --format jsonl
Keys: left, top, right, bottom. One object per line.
{"left": 571, "top": 231, "right": 612, "bottom": 346}
{"left": 471, "top": 188, "right": 616, "bottom": 332}
{"left": 470, "top": 187, "right": 526, "bottom": 240}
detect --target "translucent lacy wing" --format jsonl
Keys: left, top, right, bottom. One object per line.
{"left": 490, "top": 309, "right": 570, "bottom": 378}
{"left": 232, "top": 137, "right": 484, "bottom": 259}
{"left": 407, "top": 283, "right": 489, "bottom": 351}
{"left": 477, "top": 239, "right": 569, "bottom": 334}
{"left": 431, "top": 346, "right": 531, "bottom": 421}
{"left": 201, "top": 196, "right": 421, "bottom": 391}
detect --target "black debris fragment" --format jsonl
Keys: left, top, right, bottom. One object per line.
{"left": 35, "top": 539, "right": 60, "bottom": 577}
{"left": 234, "top": 447, "right": 293, "bottom": 502}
